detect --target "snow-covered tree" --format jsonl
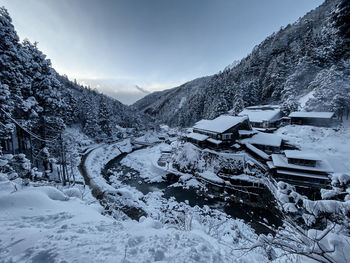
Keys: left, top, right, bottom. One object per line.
{"left": 306, "top": 63, "right": 350, "bottom": 119}
{"left": 231, "top": 85, "right": 244, "bottom": 114}
{"left": 1, "top": 7, "right": 146, "bottom": 177}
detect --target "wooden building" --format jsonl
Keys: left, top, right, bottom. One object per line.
{"left": 239, "top": 132, "right": 282, "bottom": 154}
{"left": 186, "top": 115, "right": 251, "bottom": 147}
{"left": 244, "top": 143, "right": 271, "bottom": 161}
{"left": 238, "top": 105, "right": 282, "bottom": 131}
{"left": 288, "top": 112, "right": 336, "bottom": 127}
{"left": 269, "top": 150, "right": 332, "bottom": 188}
{"left": 186, "top": 132, "right": 209, "bottom": 147}
{"left": 0, "top": 124, "right": 32, "bottom": 158}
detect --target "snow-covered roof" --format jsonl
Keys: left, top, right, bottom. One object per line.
{"left": 245, "top": 105, "right": 280, "bottom": 110}
{"left": 232, "top": 143, "right": 241, "bottom": 149}
{"left": 246, "top": 160, "right": 255, "bottom": 166}
{"left": 289, "top": 112, "right": 335, "bottom": 119}
{"left": 271, "top": 154, "right": 333, "bottom": 173}
{"left": 160, "top": 145, "right": 172, "bottom": 153}
{"left": 267, "top": 161, "right": 275, "bottom": 169}
{"left": 186, "top": 132, "right": 208, "bottom": 142}
{"left": 245, "top": 143, "right": 270, "bottom": 160}
{"left": 193, "top": 115, "right": 248, "bottom": 134}
{"left": 199, "top": 171, "right": 224, "bottom": 184}
{"left": 276, "top": 169, "right": 329, "bottom": 180}
{"left": 238, "top": 130, "right": 258, "bottom": 136}
{"left": 238, "top": 107, "right": 281, "bottom": 123}
{"left": 284, "top": 150, "right": 321, "bottom": 161}
{"left": 241, "top": 132, "right": 282, "bottom": 147}
{"left": 207, "top": 138, "right": 222, "bottom": 145}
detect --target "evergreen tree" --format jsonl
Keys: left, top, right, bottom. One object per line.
{"left": 231, "top": 85, "right": 244, "bottom": 114}
{"left": 83, "top": 99, "right": 101, "bottom": 139}
{"left": 98, "top": 99, "right": 114, "bottom": 139}
{"left": 333, "top": 0, "right": 350, "bottom": 40}
{"left": 332, "top": 0, "right": 350, "bottom": 58}
{"left": 306, "top": 63, "right": 350, "bottom": 118}
{"left": 21, "top": 40, "right": 66, "bottom": 169}
{"left": 0, "top": 7, "right": 28, "bottom": 116}
{"left": 0, "top": 7, "right": 146, "bottom": 177}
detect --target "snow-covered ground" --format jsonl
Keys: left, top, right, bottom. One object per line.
{"left": 84, "top": 139, "right": 133, "bottom": 192}
{"left": 0, "top": 144, "right": 277, "bottom": 263}
{"left": 276, "top": 122, "right": 350, "bottom": 173}
{"left": 133, "top": 131, "right": 163, "bottom": 144}
{"left": 62, "top": 127, "right": 96, "bottom": 183}
{"left": 121, "top": 143, "right": 168, "bottom": 183}
{"left": 0, "top": 185, "right": 268, "bottom": 262}
{"left": 4, "top": 122, "right": 349, "bottom": 262}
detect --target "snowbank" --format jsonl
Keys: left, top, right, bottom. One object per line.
{"left": 134, "top": 131, "right": 161, "bottom": 144}
{"left": 199, "top": 170, "right": 224, "bottom": 184}
{"left": 121, "top": 143, "right": 168, "bottom": 183}
{"left": 0, "top": 175, "right": 270, "bottom": 262}
{"left": 172, "top": 143, "right": 246, "bottom": 177}
{"left": 84, "top": 139, "right": 133, "bottom": 193}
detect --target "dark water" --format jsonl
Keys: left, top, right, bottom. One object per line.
{"left": 103, "top": 152, "right": 282, "bottom": 235}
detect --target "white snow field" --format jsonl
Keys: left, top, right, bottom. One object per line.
{"left": 0, "top": 183, "right": 267, "bottom": 263}
{"left": 0, "top": 142, "right": 278, "bottom": 263}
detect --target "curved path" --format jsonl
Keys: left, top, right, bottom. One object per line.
{"left": 77, "top": 140, "right": 148, "bottom": 219}
{"left": 78, "top": 143, "right": 106, "bottom": 198}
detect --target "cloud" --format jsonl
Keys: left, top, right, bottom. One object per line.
{"left": 76, "top": 77, "right": 186, "bottom": 105}
{"left": 77, "top": 78, "right": 150, "bottom": 105}
{"left": 100, "top": 89, "right": 146, "bottom": 105}
{"left": 135, "top": 85, "right": 150, "bottom": 94}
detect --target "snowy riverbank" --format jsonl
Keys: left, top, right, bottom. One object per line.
{"left": 0, "top": 184, "right": 269, "bottom": 262}
{"left": 83, "top": 139, "right": 133, "bottom": 193}
{"left": 0, "top": 144, "right": 281, "bottom": 262}
{"left": 3, "top": 129, "right": 349, "bottom": 262}
{"left": 120, "top": 143, "right": 167, "bottom": 183}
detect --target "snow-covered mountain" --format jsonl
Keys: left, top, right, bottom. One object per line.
{"left": 223, "top": 60, "right": 240, "bottom": 71}
{"left": 133, "top": 0, "right": 350, "bottom": 127}
{"left": 0, "top": 6, "right": 152, "bottom": 143}
{"left": 132, "top": 76, "right": 211, "bottom": 126}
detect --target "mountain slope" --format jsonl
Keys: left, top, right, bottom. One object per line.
{"left": 134, "top": 0, "right": 350, "bottom": 127}
{"left": 0, "top": 7, "right": 151, "bottom": 168}
{"left": 132, "top": 76, "right": 211, "bottom": 126}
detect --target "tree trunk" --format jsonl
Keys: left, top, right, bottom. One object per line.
{"left": 11, "top": 131, "right": 15, "bottom": 154}
{"left": 16, "top": 126, "right": 22, "bottom": 154}
{"left": 60, "top": 134, "right": 67, "bottom": 186}
{"left": 29, "top": 135, "right": 34, "bottom": 163}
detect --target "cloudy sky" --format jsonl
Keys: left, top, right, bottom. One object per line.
{"left": 3, "top": 0, "right": 323, "bottom": 104}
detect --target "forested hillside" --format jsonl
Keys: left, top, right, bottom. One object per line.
{"left": 0, "top": 7, "right": 148, "bottom": 172}
{"left": 132, "top": 76, "right": 211, "bottom": 125}
{"left": 134, "top": 0, "right": 350, "bottom": 127}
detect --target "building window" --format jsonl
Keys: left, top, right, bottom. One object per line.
{"left": 222, "top": 133, "right": 232, "bottom": 140}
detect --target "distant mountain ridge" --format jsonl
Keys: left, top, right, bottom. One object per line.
{"left": 133, "top": 0, "right": 350, "bottom": 127}
{"left": 77, "top": 78, "right": 151, "bottom": 105}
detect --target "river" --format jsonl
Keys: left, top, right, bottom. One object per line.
{"left": 102, "top": 151, "right": 282, "bottom": 235}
